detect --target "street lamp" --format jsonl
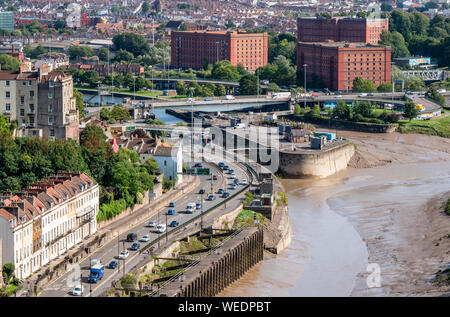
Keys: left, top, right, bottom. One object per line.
{"left": 189, "top": 87, "right": 195, "bottom": 161}
{"left": 303, "top": 64, "right": 308, "bottom": 108}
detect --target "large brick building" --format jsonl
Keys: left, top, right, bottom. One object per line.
{"left": 297, "top": 42, "right": 391, "bottom": 91}
{"left": 297, "top": 17, "right": 389, "bottom": 45}
{"left": 171, "top": 30, "right": 268, "bottom": 71}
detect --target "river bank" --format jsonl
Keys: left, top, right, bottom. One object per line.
{"left": 220, "top": 131, "right": 450, "bottom": 297}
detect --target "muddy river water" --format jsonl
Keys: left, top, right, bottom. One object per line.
{"left": 219, "top": 160, "right": 450, "bottom": 297}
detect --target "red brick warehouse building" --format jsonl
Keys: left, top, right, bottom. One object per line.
{"left": 297, "top": 17, "right": 389, "bottom": 45}
{"left": 297, "top": 42, "right": 391, "bottom": 91}
{"left": 170, "top": 30, "right": 268, "bottom": 71}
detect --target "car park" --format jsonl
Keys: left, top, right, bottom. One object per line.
{"left": 168, "top": 209, "right": 176, "bottom": 215}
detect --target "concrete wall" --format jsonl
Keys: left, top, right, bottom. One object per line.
{"left": 279, "top": 141, "right": 355, "bottom": 178}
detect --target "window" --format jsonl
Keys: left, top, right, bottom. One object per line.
{"left": 20, "top": 96, "right": 24, "bottom": 104}
{"left": 20, "top": 109, "right": 24, "bottom": 116}
{"left": 48, "top": 104, "right": 53, "bottom": 112}
{"left": 5, "top": 91, "right": 10, "bottom": 98}
{"left": 48, "top": 116, "right": 53, "bottom": 125}
{"left": 6, "top": 80, "right": 10, "bottom": 86}
{"left": 49, "top": 81, "right": 54, "bottom": 88}
{"left": 50, "top": 129, "right": 55, "bottom": 137}
{"left": 5, "top": 103, "right": 10, "bottom": 112}
{"left": 30, "top": 91, "right": 34, "bottom": 97}
{"left": 48, "top": 92, "right": 53, "bottom": 99}
{"left": 29, "top": 104, "right": 34, "bottom": 113}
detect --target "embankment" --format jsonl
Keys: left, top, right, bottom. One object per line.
{"left": 279, "top": 141, "right": 355, "bottom": 178}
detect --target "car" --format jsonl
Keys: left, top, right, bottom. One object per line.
{"left": 222, "top": 192, "right": 230, "bottom": 198}
{"left": 223, "top": 165, "right": 229, "bottom": 170}
{"left": 207, "top": 194, "right": 216, "bottom": 201}
{"left": 156, "top": 224, "right": 166, "bottom": 233}
{"left": 130, "top": 243, "right": 141, "bottom": 251}
{"left": 196, "top": 202, "right": 202, "bottom": 209}
{"left": 168, "top": 209, "right": 176, "bottom": 215}
{"left": 241, "top": 179, "right": 248, "bottom": 185}
{"left": 126, "top": 233, "right": 137, "bottom": 241}
{"left": 204, "top": 98, "right": 213, "bottom": 101}
{"left": 169, "top": 220, "right": 179, "bottom": 227}
{"left": 228, "top": 169, "right": 235, "bottom": 174}
{"left": 140, "top": 235, "right": 150, "bottom": 242}
{"left": 90, "top": 259, "right": 101, "bottom": 266}
{"left": 108, "top": 261, "right": 118, "bottom": 269}
{"left": 229, "top": 184, "right": 237, "bottom": 190}
{"left": 194, "top": 162, "right": 203, "bottom": 168}
{"left": 217, "top": 188, "right": 224, "bottom": 195}
{"left": 218, "top": 162, "right": 225, "bottom": 168}
{"left": 358, "top": 93, "right": 367, "bottom": 97}
{"left": 212, "top": 175, "right": 218, "bottom": 180}
{"left": 335, "top": 95, "right": 342, "bottom": 98}
{"left": 367, "top": 93, "right": 374, "bottom": 96}
{"left": 169, "top": 202, "right": 176, "bottom": 207}
{"left": 199, "top": 189, "right": 205, "bottom": 194}
{"left": 119, "top": 250, "right": 129, "bottom": 259}
{"left": 229, "top": 174, "right": 236, "bottom": 179}
{"left": 148, "top": 221, "right": 156, "bottom": 227}
{"left": 311, "top": 94, "right": 318, "bottom": 97}
{"left": 72, "top": 285, "right": 84, "bottom": 296}
{"left": 233, "top": 178, "right": 239, "bottom": 184}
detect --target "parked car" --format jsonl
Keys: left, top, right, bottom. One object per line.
{"left": 169, "top": 220, "right": 179, "bottom": 227}
{"left": 229, "top": 184, "right": 237, "bottom": 190}
{"left": 119, "top": 250, "right": 129, "bottom": 259}
{"left": 217, "top": 188, "right": 224, "bottom": 195}
{"left": 241, "top": 179, "right": 248, "bottom": 185}
{"left": 358, "top": 93, "right": 367, "bottom": 97}
{"left": 228, "top": 169, "right": 235, "bottom": 174}
{"left": 126, "top": 233, "right": 137, "bottom": 242}
{"left": 169, "top": 202, "right": 176, "bottom": 207}
{"left": 218, "top": 162, "right": 225, "bottom": 168}
{"left": 335, "top": 95, "right": 343, "bottom": 98}
{"left": 140, "top": 235, "right": 150, "bottom": 242}
{"left": 204, "top": 98, "right": 213, "bottom": 101}
{"left": 196, "top": 202, "right": 202, "bottom": 210}
{"left": 223, "top": 165, "right": 229, "bottom": 170}
{"left": 194, "top": 162, "right": 203, "bottom": 168}
{"left": 233, "top": 178, "right": 239, "bottom": 185}
{"left": 212, "top": 175, "right": 218, "bottom": 180}
{"left": 207, "top": 194, "right": 216, "bottom": 201}
{"left": 367, "top": 93, "right": 374, "bottom": 96}
{"left": 72, "top": 285, "right": 84, "bottom": 296}
{"left": 130, "top": 243, "right": 141, "bottom": 251}
{"left": 148, "top": 221, "right": 156, "bottom": 227}
{"left": 168, "top": 209, "right": 176, "bottom": 215}
{"left": 199, "top": 189, "right": 205, "bottom": 194}
{"left": 222, "top": 192, "right": 230, "bottom": 199}
{"left": 108, "top": 261, "right": 118, "bottom": 269}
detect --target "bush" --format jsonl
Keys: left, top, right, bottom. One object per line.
{"left": 445, "top": 199, "right": 450, "bottom": 216}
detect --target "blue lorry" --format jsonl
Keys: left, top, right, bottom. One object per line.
{"left": 88, "top": 264, "right": 104, "bottom": 283}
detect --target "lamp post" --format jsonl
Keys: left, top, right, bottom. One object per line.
{"left": 189, "top": 87, "right": 195, "bottom": 161}
{"left": 165, "top": 213, "right": 168, "bottom": 242}
{"left": 200, "top": 193, "right": 204, "bottom": 231}
{"left": 303, "top": 64, "right": 308, "bottom": 108}
{"left": 391, "top": 62, "right": 394, "bottom": 104}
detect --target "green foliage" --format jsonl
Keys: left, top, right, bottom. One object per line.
{"left": 258, "top": 55, "right": 296, "bottom": 86}
{"left": 403, "top": 100, "right": 418, "bottom": 121}
{"left": 98, "top": 48, "right": 109, "bottom": 62}
{"left": 2, "top": 263, "right": 15, "bottom": 282}
{"left": 114, "top": 49, "right": 134, "bottom": 63}
{"left": 0, "top": 54, "right": 20, "bottom": 71}
{"left": 243, "top": 191, "right": 259, "bottom": 206}
{"left": 68, "top": 45, "right": 93, "bottom": 60}
{"left": 353, "top": 101, "right": 373, "bottom": 118}
{"left": 0, "top": 115, "right": 11, "bottom": 136}
{"left": 276, "top": 191, "right": 288, "bottom": 206}
{"left": 239, "top": 74, "right": 259, "bottom": 95}
{"left": 146, "top": 118, "right": 165, "bottom": 125}
{"left": 352, "top": 77, "right": 377, "bottom": 93}
{"left": 214, "top": 84, "right": 226, "bottom": 96}
{"left": 73, "top": 88, "right": 85, "bottom": 120}
{"left": 120, "top": 273, "right": 137, "bottom": 291}
{"left": 110, "top": 105, "right": 132, "bottom": 122}
{"left": 233, "top": 209, "right": 266, "bottom": 228}
{"left": 425, "top": 87, "right": 446, "bottom": 107}
{"left": 113, "top": 32, "right": 150, "bottom": 58}
{"left": 332, "top": 102, "right": 353, "bottom": 120}
{"left": 377, "top": 82, "right": 393, "bottom": 92}
{"left": 268, "top": 33, "right": 297, "bottom": 65}
{"left": 445, "top": 199, "right": 450, "bottom": 216}
{"left": 162, "top": 176, "right": 175, "bottom": 191}
{"left": 294, "top": 104, "right": 302, "bottom": 116}
{"left": 23, "top": 44, "right": 48, "bottom": 59}
{"left": 211, "top": 60, "right": 240, "bottom": 81}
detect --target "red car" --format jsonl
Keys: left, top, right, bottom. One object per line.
{"left": 212, "top": 175, "right": 218, "bottom": 180}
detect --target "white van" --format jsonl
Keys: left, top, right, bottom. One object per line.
{"left": 156, "top": 224, "right": 166, "bottom": 233}
{"left": 186, "top": 203, "right": 196, "bottom": 214}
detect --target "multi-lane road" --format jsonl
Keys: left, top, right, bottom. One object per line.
{"left": 38, "top": 160, "right": 250, "bottom": 297}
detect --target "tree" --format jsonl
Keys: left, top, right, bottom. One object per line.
{"left": 0, "top": 115, "right": 10, "bottom": 136}
{"left": 175, "top": 80, "right": 187, "bottom": 95}
{"left": 80, "top": 70, "right": 100, "bottom": 88}
{"left": 353, "top": 77, "right": 377, "bottom": 93}
{"left": 0, "top": 54, "right": 20, "bottom": 71}
{"left": 403, "top": 101, "right": 418, "bottom": 121}
{"left": 111, "top": 106, "right": 132, "bottom": 122}
{"left": 143, "top": 157, "right": 159, "bottom": 175}
{"left": 114, "top": 49, "right": 134, "bottom": 63}
{"left": 211, "top": 60, "right": 240, "bottom": 81}
{"left": 68, "top": 45, "right": 93, "bottom": 60}
{"left": 98, "top": 48, "right": 109, "bottom": 62}
{"left": 332, "top": 102, "right": 352, "bottom": 120}
{"left": 100, "top": 108, "right": 111, "bottom": 121}
{"left": 380, "top": 31, "right": 410, "bottom": 58}
{"left": 266, "top": 82, "right": 280, "bottom": 92}
{"left": 377, "top": 82, "right": 393, "bottom": 92}
{"left": 425, "top": 87, "right": 446, "bottom": 106}
{"left": 112, "top": 32, "right": 150, "bottom": 57}
{"left": 294, "top": 104, "right": 302, "bottom": 116}
{"left": 239, "top": 74, "right": 258, "bottom": 95}
{"left": 353, "top": 101, "right": 373, "bottom": 118}
{"left": 73, "top": 88, "right": 85, "bottom": 120}
{"left": 214, "top": 84, "right": 226, "bottom": 96}
{"left": 2, "top": 262, "right": 15, "bottom": 282}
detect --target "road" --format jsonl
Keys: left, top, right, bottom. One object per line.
{"left": 38, "top": 160, "right": 250, "bottom": 297}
